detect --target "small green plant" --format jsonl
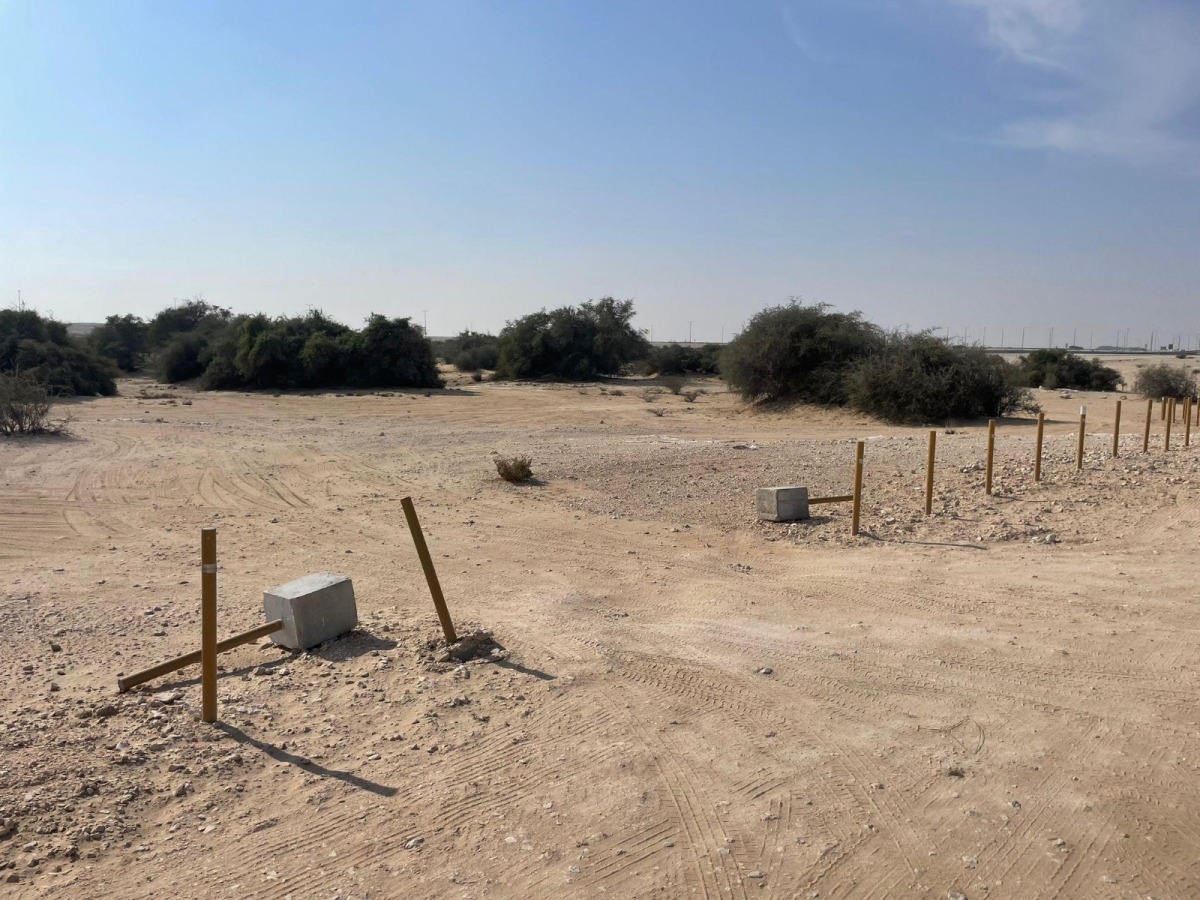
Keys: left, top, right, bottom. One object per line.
{"left": 495, "top": 455, "right": 533, "bottom": 482}
{"left": 641, "top": 388, "right": 661, "bottom": 402}
{"left": 661, "top": 375, "right": 685, "bottom": 395}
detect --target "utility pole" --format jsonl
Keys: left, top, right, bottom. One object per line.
{"left": 1049, "top": 326, "right": 1054, "bottom": 348}
{"left": 1000, "top": 326, "right": 1004, "bottom": 348}
{"left": 422, "top": 309, "right": 429, "bottom": 335}
{"left": 1151, "top": 330, "right": 1155, "bottom": 352}
{"left": 982, "top": 326, "right": 987, "bottom": 347}
{"left": 688, "top": 321, "right": 693, "bottom": 344}
{"left": 1021, "top": 327, "right": 1025, "bottom": 349}
{"left": 1072, "top": 328, "right": 1077, "bottom": 347}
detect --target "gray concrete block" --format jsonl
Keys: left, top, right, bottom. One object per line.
{"left": 263, "top": 573, "right": 357, "bottom": 650}
{"left": 756, "top": 486, "right": 810, "bottom": 522}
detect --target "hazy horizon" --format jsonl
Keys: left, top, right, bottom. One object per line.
{"left": 3, "top": 1, "right": 1198, "bottom": 346}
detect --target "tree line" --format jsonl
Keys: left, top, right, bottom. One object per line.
{"left": 3, "top": 295, "right": 1192, "bottom": 426}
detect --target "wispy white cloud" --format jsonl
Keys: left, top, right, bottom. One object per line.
{"left": 949, "top": 0, "right": 1200, "bottom": 170}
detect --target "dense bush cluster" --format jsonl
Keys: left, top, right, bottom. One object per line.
{"left": 436, "top": 331, "right": 500, "bottom": 372}
{"left": 0, "top": 309, "right": 117, "bottom": 396}
{"left": 846, "top": 332, "right": 1038, "bottom": 423}
{"left": 720, "top": 302, "right": 882, "bottom": 404}
{"left": 646, "top": 343, "right": 721, "bottom": 376}
{"left": 145, "top": 304, "right": 442, "bottom": 391}
{"left": 1017, "top": 349, "right": 1122, "bottom": 391}
{"left": 495, "top": 297, "right": 649, "bottom": 380}
{"left": 720, "top": 303, "right": 1038, "bottom": 423}
{"left": 1134, "top": 363, "right": 1196, "bottom": 400}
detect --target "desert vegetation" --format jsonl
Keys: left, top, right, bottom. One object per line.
{"left": 0, "top": 309, "right": 117, "bottom": 396}
{"left": 1133, "top": 362, "right": 1197, "bottom": 400}
{"left": 494, "top": 297, "right": 649, "bottom": 380}
{"left": 1017, "top": 348, "right": 1122, "bottom": 391}
{"left": 720, "top": 302, "right": 1036, "bottom": 423}
{"left": 0, "top": 372, "right": 63, "bottom": 434}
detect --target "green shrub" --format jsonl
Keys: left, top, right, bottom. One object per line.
{"left": 648, "top": 343, "right": 722, "bottom": 376}
{"left": 0, "top": 309, "right": 117, "bottom": 396}
{"left": 88, "top": 314, "right": 148, "bottom": 372}
{"left": 720, "top": 301, "right": 881, "bottom": 404}
{"left": 495, "top": 297, "right": 649, "bottom": 380}
{"left": 0, "top": 373, "right": 56, "bottom": 434}
{"left": 154, "top": 334, "right": 208, "bottom": 383}
{"left": 440, "top": 331, "right": 500, "bottom": 372}
{"left": 147, "top": 298, "right": 232, "bottom": 349}
{"left": 149, "top": 308, "right": 441, "bottom": 392}
{"left": 1018, "top": 349, "right": 1121, "bottom": 391}
{"left": 495, "top": 455, "right": 533, "bottom": 482}
{"left": 1134, "top": 363, "right": 1196, "bottom": 400}
{"left": 661, "top": 375, "right": 685, "bottom": 395}
{"left": 845, "top": 332, "right": 1038, "bottom": 423}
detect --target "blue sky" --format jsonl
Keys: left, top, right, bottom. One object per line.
{"left": 2, "top": 0, "right": 1198, "bottom": 347}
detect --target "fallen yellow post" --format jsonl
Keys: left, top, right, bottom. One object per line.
{"left": 117, "top": 619, "right": 284, "bottom": 694}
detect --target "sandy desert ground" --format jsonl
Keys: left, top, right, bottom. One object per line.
{"left": 2, "top": 356, "right": 1199, "bottom": 899}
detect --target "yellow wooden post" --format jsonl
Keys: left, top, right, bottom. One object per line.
{"left": 985, "top": 419, "right": 996, "bottom": 495}
{"left": 200, "top": 528, "right": 218, "bottom": 724}
{"left": 1034, "top": 412, "right": 1045, "bottom": 482}
{"left": 925, "top": 430, "right": 936, "bottom": 516}
{"left": 1186, "top": 398, "right": 1192, "bottom": 447}
{"left": 851, "top": 440, "right": 865, "bottom": 536}
{"left": 1112, "top": 399, "right": 1121, "bottom": 458}
{"left": 1166, "top": 398, "right": 1174, "bottom": 450}
{"left": 1076, "top": 406, "right": 1086, "bottom": 470}
{"left": 1143, "top": 397, "right": 1153, "bottom": 453}
{"left": 1161, "top": 397, "right": 1167, "bottom": 420}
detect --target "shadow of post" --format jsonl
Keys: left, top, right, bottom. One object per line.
{"left": 215, "top": 722, "right": 398, "bottom": 797}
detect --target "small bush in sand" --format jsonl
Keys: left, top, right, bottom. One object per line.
{"left": 495, "top": 456, "right": 534, "bottom": 482}
{"left": 681, "top": 390, "right": 700, "bottom": 403}
{"left": 0, "top": 374, "right": 65, "bottom": 435}
{"left": 661, "top": 375, "right": 685, "bottom": 395}
{"left": 648, "top": 407, "right": 667, "bottom": 417}
{"left": 1134, "top": 363, "right": 1196, "bottom": 401}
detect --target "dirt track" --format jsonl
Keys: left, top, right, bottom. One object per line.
{"left": 2, "top": 359, "right": 1199, "bottom": 899}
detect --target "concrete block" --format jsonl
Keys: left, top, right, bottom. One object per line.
{"left": 263, "top": 573, "right": 357, "bottom": 650}
{"left": 756, "top": 486, "right": 809, "bottom": 522}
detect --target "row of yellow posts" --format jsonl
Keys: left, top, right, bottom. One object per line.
{"left": 847, "top": 395, "right": 1196, "bottom": 537}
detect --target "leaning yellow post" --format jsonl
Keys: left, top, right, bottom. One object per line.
{"left": 1143, "top": 397, "right": 1153, "bottom": 453}
{"left": 851, "top": 440, "right": 865, "bottom": 536}
{"left": 1076, "top": 406, "right": 1086, "bottom": 470}
{"left": 1186, "top": 398, "right": 1192, "bottom": 447}
{"left": 1161, "top": 397, "right": 1167, "bottom": 421}
{"left": 985, "top": 419, "right": 996, "bottom": 495}
{"left": 1034, "top": 412, "right": 1045, "bottom": 482}
{"left": 1166, "top": 398, "right": 1175, "bottom": 449}
{"left": 200, "top": 528, "right": 218, "bottom": 724}
{"left": 1112, "top": 399, "right": 1122, "bottom": 457}
{"left": 925, "top": 429, "right": 936, "bottom": 516}
{"left": 401, "top": 496, "right": 458, "bottom": 643}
